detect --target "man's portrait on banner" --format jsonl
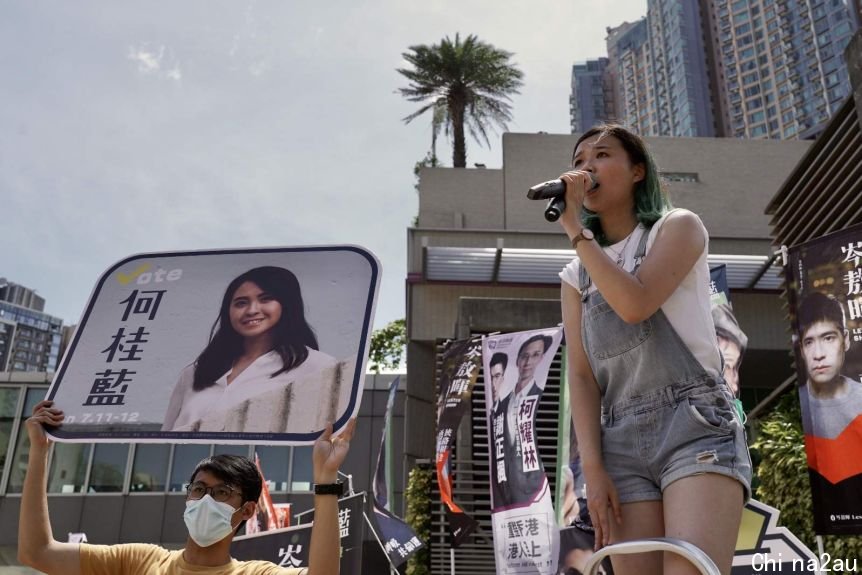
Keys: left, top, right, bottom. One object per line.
{"left": 796, "top": 292, "right": 862, "bottom": 443}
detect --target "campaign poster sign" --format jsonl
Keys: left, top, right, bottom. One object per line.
{"left": 484, "top": 327, "right": 563, "bottom": 575}
{"left": 786, "top": 224, "right": 862, "bottom": 534}
{"left": 234, "top": 491, "right": 365, "bottom": 573}
{"left": 45, "top": 246, "right": 379, "bottom": 445}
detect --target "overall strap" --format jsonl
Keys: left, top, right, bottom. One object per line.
{"left": 581, "top": 224, "right": 651, "bottom": 298}
{"left": 579, "top": 257, "right": 592, "bottom": 299}
{"left": 631, "top": 225, "right": 651, "bottom": 273}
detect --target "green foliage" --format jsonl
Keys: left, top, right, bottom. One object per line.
{"left": 368, "top": 319, "right": 406, "bottom": 374}
{"left": 397, "top": 33, "right": 524, "bottom": 168}
{"left": 405, "top": 465, "right": 432, "bottom": 575}
{"left": 752, "top": 392, "right": 862, "bottom": 570}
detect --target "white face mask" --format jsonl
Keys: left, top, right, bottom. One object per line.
{"left": 183, "top": 494, "right": 239, "bottom": 547}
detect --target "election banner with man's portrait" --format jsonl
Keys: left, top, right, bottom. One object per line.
{"left": 786, "top": 224, "right": 862, "bottom": 535}
{"left": 484, "top": 327, "right": 563, "bottom": 575}
{"left": 45, "top": 246, "right": 380, "bottom": 445}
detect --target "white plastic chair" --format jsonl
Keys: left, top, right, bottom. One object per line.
{"left": 581, "top": 537, "right": 721, "bottom": 575}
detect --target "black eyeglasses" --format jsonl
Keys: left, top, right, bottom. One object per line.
{"left": 185, "top": 481, "right": 240, "bottom": 503}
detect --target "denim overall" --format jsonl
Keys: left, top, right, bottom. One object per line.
{"left": 578, "top": 228, "right": 752, "bottom": 502}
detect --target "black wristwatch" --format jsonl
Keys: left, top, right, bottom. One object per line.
{"left": 313, "top": 482, "right": 344, "bottom": 496}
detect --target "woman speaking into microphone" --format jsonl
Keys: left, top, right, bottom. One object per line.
{"left": 556, "top": 124, "right": 751, "bottom": 575}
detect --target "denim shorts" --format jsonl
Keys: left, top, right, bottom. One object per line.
{"left": 600, "top": 379, "right": 752, "bottom": 504}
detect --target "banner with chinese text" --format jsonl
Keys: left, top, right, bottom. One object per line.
{"left": 435, "top": 336, "right": 483, "bottom": 547}
{"left": 786, "top": 225, "right": 862, "bottom": 534}
{"left": 234, "top": 491, "right": 364, "bottom": 573}
{"left": 45, "top": 246, "right": 379, "bottom": 444}
{"left": 371, "top": 377, "right": 424, "bottom": 567}
{"left": 484, "top": 327, "right": 563, "bottom": 574}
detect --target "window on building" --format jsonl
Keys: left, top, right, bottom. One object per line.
{"left": 0, "top": 387, "right": 21, "bottom": 484}
{"left": 661, "top": 172, "right": 700, "bottom": 183}
{"left": 744, "top": 85, "right": 762, "bottom": 98}
{"left": 291, "top": 446, "right": 314, "bottom": 492}
{"left": 169, "top": 444, "right": 211, "bottom": 492}
{"left": 255, "top": 446, "right": 292, "bottom": 492}
{"left": 751, "top": 124, "right": 768, "bottom": 137}
{"left": 130, "top": 444, "right": 170, "bottom": 492}
{"left": 749, "top": 111, "right": 766, "bottom": 124}
{"left": 5, "top": 387, "right": 48, "bottom": 493}
{"left": 47, "top": 443, "right": 91, "bottom": 493}
{"left": 87, "top": 443, "right": 129, "bottom": 492}
{"left": 213, "top": 444, "right": 248, "bottom": 458}
{"left": 747, "top": 97, "right": 764, "bottom": 111}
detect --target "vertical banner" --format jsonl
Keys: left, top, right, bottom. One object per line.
{"left": 233, "top": 492, "right": 365, "bottom": 573}
{"left": 371, "top": 377, "right": 424, "bottom": 567}
{"left": 484, "top": 327, "right": 562, "bottom": 574}
{"left": 435, "top": 336, "right": 483, "bottom": 546}
{"left": 786, "top": 225, "right": 862, "bottom": 535}
{"left": 709, "top": 264, "right": 748, "bottom": 418}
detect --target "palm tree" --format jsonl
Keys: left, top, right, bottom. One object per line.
{"left": 398, "top": 34, "right": 524, "bottom": 168}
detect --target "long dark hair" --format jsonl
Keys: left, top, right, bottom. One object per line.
{"left": 193, "top": 266, "right": 319, "bottom": 391}
{"left": 573, "top": 123, "right": 672, "bottom": 246}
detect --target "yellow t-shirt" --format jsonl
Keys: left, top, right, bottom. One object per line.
{"left": 80, "top": 543, "right": 306, "bottom": 575}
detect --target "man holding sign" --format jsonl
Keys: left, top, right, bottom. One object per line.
{"left": 18, "top": 400, "right": 355, "bottom": 575}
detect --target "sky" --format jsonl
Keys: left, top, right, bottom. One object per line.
{"left": 0, "top": 0, "right": 648, "bottom": 331}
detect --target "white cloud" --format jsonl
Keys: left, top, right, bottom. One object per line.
{"left": 127, "top": 43, "right": 182, "bottom": 81}
{"left": 127, "top": 44, "right": 164, "bottom": 74}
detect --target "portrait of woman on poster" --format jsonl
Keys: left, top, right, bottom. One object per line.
{"left": 162, "top": 266, "right": 338, "bottom": 433}
{"left": 558, "top": 124, "right": 751, "bottom": 575}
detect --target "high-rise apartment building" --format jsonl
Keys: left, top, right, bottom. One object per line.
{"left": 571, "top": 0, "right": 859, "bottom": 139}
{"left": 707, "top": 0, "right": 858, "bottom": 139}
{"left": 649, "top": 0, "right": 717, "bottom": 136}
{"left": 604, "top": 19, "right": 657, "bottom": 134}
{"left": 569, "top": 58, "right": 615, "bottom": 133}
{"left": 0, "top": 281, "right": 63, "bottom": 372}
{"left": 594, "top": 1, "right": 719, "bottom": 137}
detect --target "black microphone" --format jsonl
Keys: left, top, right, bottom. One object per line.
{"left": 527, "top": 174, "right": 597, "bottom": 222}
{"left": 527, "top": 173, "right": 597, "bottom": 200}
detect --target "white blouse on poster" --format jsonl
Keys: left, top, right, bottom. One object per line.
{"left": 162, "top": 348, "right": 346, "bottom": 434}
{"left": 559, "top": 208, "right": 722, "bottom": 379}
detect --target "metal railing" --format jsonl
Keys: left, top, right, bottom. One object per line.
{"left": 582, "top": 537, "right": 720, "bottom": 575}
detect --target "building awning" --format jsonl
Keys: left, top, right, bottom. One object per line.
{"left": 424, "top": 246, "right": 782, "bottom": 290}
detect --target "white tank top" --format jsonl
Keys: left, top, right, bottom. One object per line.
{"left": 559, "top": 209, "right": 722, "bottom": 379}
